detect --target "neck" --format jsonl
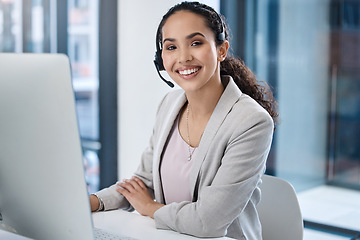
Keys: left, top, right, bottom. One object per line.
{"left": 186, "top": 77, "right": 224, "bottom": 119}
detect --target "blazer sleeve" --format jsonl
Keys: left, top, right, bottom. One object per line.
{"left": 153, "top": 108, "right": 274, "bottom": 238}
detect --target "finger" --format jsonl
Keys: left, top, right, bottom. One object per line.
{"left": 117, "top": 181, "right": 136, "bottom": 192}
{"left": 124, "top": 178, "right": 143, "bottom": 190}
{"left": 120, "top": 179, "right": 142, "bottom": 191}
{"left": 116, "top": 185, "right": 129, "bottom": 197}
{"left": 132, "top": 176, "right": 147, "bottom": 189}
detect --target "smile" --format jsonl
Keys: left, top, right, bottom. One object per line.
{"left": 178, "top": 67, "right": 200, "bottom": 76}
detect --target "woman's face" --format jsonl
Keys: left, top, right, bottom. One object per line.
{"left": 161, "top": 10, "right": 227, "bottom": 92}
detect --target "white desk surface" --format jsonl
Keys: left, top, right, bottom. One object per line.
{"left": 0, "top": 210, "right": 234, "bottom": 240}
{"left": 0, "top": 230, "right": 29, "bottom": 240}
{"left": 93, "top": 210, "right": 234, "bottom": 240}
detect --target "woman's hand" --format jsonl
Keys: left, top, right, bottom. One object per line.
{"left": 116, "top": 176, "right": 164, "bottom": 218}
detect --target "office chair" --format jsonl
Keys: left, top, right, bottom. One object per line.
{"left": 257, "top": 175, "right": 304, "bottom": 240}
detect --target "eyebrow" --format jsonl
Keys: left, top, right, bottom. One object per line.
{"left": 163, "top": 32, "right": 206, "bottom": 44}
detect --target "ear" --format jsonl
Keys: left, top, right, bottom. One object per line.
{"left": 217, "top": 40, "right": 229, "bottom": 62}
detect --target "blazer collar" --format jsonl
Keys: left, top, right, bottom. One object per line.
{"left": 189, "top": 76, "right": 242, "bottom": 198}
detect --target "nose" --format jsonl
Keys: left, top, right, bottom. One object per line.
{"left": 178, "top": 47, "right": 193, "bottom": 64}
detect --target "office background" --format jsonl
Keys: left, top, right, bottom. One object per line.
{"left": 1, "top": 0, "right": 359, "bottom": 239}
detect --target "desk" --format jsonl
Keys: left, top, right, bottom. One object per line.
{"left": 0, "top": 230, "right": 29, "bottom": 240}
{"left": 93, "top": 210, "right": 234, "bottom": 240}
{"left": 0, "top": 210, "right": 234, "bottom": 240}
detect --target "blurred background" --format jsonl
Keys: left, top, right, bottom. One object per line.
{"left": 1, "top": 0, "right": 359, "bottom": 239}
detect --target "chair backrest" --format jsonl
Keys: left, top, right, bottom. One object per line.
{"left": 257, "top": 175, "right": 304, "bottom": 240}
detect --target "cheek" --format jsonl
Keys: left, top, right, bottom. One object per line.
{"left": 161, "top": 53, "right": 173, "bottom": 72}
{"left": 199, "top": 43, "right": 218, "bottom": 62}
{"left": 202, "top": 48, "right": 218, "bottom": 68}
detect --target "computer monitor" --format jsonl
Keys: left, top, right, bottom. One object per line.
{"left": 0, "top": 53, "right": 95, "bottom": 240}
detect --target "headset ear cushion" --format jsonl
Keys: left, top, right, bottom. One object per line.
{"left": 155, "top": 50, "right": 165, "bottom": 71}
{"left": 218, "top": 32, "right": 225, "bottom": 41}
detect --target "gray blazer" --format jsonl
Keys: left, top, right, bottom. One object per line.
{"left": 96, "top": 76, "right": 274, "bottom": 240}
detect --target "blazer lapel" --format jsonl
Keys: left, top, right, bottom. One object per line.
{"left": 189, "top": 77, "right": 242, "bottom": 199}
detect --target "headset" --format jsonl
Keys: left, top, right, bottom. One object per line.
{"left": 154, "top": 44, "right": 174, "bottom": 87}
{"left": 153, "top": 7, "right": 225, "bottom": 88}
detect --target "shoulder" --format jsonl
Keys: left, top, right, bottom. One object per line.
{"left": 232, "top": 94, "right": 274, "bottom": 141}
{"left": 221, "top": 76, "right": 273, "bottom": 131}
{"left": 220, "top": 90, "right": 274, "bottom": 139}
{"left": 162, "top": 89, "right": 184, "bottom": 103}
{"left": 237, "top": 94, "right": 273, "bottom": 126}
{"left": 156, "top": 89, "right": 185, "bottom": 113}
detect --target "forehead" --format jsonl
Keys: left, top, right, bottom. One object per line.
{"left": 162, "top": 10, "right": 213, "bottom": 40}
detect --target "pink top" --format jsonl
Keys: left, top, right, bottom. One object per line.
{"left": 160, "top": 115, "right": 196, "bottom": 204}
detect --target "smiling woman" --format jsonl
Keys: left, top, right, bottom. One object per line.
{"left": 90, "top": 2, "right": 278, "bottom": 239}
{"left": 161, "top": 11, "right": 225, "bottom": 94}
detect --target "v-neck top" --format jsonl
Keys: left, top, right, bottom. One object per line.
{"left": 160, "top": 114, "right": 196, "bottom": 204}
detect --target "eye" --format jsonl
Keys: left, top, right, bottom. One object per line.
{"left": 165, "top": 45, "right": 176, "bottom": 51}
{"left": 191, "top": 41, "right": 202, "bottom": 46}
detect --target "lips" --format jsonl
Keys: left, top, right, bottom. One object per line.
{"left": 178, "top": 67, "right": 199, "bottom": 75}
{"left": 176, "top": 67, "right": 201, "bottom": 78}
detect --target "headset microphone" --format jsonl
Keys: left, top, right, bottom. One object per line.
{"left": 153, "top": 47, "right": 174, "bottom": 88}
{"left": 153, "top": 58, "right": 174, "bottom": 88}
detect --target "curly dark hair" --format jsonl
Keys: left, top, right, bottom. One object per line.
{"left": 156, "top": 1, "right": 279, "bottom": 127}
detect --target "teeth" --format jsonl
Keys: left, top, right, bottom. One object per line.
{"left": 179, "top": 68, "right": 199, "bottom": 75}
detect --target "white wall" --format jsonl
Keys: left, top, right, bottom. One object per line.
{"left": 117, "top": 0, "right": 220, "bottom": 179}
{"left": 117, "top": 0, "right": 178, "bottom": 179}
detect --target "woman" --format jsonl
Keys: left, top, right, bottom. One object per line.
{"left": 90, "top": 2, "right": 278, "bottom": 239}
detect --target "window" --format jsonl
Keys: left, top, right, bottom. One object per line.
{"left": 221, "top": 0, "right": 360, "bottom": 238}
{"left": 68, "top": 0, "right": 100, "bottom": 193}
{"left": 328, "top": 0, "right": 360, "bottom": 189}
